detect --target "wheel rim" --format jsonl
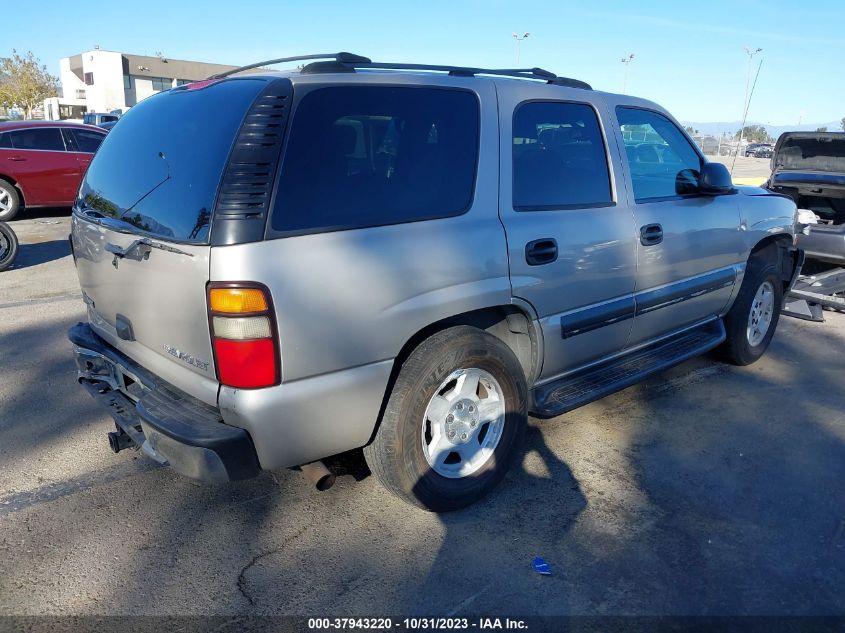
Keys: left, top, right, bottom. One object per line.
{"left": 421, "top": 368, "right": 506, "bottom": 479}
{"left": 0, "top": 190, "right": 10, "bottom": 214}
{"left": 0, "top": 228, "right": 9, "bottom": 261}
{"left": 747, "top": 280, "right": 775, "bottom": 347}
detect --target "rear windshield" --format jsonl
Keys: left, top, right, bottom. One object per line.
{"left": 77, "top": 78, "right": 266, "bottom": 242}
{"left": 270, "top": 86, "right": 479, "bottom": 234}
{"left": 776, "top": 135, "right": 845, "bottom": 173}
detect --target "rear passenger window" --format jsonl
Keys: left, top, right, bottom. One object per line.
{"left": 271, "top": 86, "right": 479, "bottom": 234}
{"left": 512, "top": 101, "right": 612, "bottom": 210}
{"left": 9, "top": 128, "right": 66, "bottom": 151}
{"left": 616, "top": 107, "right": 702, "bottom": 201}
{"left": 0, "top": 132, "right": 10, "bottom": 149}
{"left": 71, "top": 129, "right": 106, "bottom": 153}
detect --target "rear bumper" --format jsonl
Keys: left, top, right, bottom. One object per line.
{"left": 69, "top": 322, "right": 260, "bottom": 482}
{"left": 799, "top": 225, "right": 845, "bottom": 265}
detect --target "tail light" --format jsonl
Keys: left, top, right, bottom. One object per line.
{"left": 207, "top": 283, "right": 280, "bottom": 389}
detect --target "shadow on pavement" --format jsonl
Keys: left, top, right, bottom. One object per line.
{"left": 9, "top": 207, "right": 71, "bottom": 221}
{"left": 8, "top": 239, "right": 70, "bottom": 270}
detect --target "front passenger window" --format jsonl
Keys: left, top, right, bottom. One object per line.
{"left": 616, "top": 107, "right": 702, "bottom": 201}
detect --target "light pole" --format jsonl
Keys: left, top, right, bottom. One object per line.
{"left": 512, "top": 32, "right": 530, "bottom": 65}
{"left": 620, "top": 53, "right": 634, "bottom": 94}
{"left": 732, "top": 46, "right": 763, "bottom": 172}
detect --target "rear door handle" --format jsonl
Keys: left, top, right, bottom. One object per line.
{"left": 7, "top": 157, "right": 26, "bottom": 162}
{"left": 640, "top": 223, "right": 663, "bottom": 246}
{"left": 525, "top": 238, "right": 558, "bottom": 266}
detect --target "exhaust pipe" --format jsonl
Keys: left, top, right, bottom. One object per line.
{"left": 300, "top": 461, "right": 336, "bottom": 491}
{"left": 107, "top": 429, "right": 135, "bottom": 453}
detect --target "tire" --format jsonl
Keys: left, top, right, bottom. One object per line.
{"left": 0, "top": 181, "right": 20, "bottom": 222}
{"left": 364, "top": 326, "right": 528, "bottom": 512}
{"left": 0, "top": 222, "right": 19, "bottom": 272}
{"left": 718, "top": 256, "right": 783, "bottom": 366}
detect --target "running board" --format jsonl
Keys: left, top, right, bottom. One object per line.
{"left": 531, "top": 320, "right": 726, "bottom": 418}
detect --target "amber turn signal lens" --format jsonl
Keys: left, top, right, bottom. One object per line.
{"left": 209, "top": 288, "right": 268, "bottom": 314}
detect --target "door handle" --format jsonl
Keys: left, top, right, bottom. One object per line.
{"left": 525, "top": 238, "right": 558, "bottom": 266}
{"left": 640, "top": 223, "right": 663, "bottom": 246}
{"left": 7, "top": 157, "right": 26, "bottom": 162}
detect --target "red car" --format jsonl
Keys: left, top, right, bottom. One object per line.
{"left": 0, "top": 121, "right": 107, "bottom": 221}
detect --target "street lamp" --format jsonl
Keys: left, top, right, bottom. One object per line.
{"left": 512, "top": 32, "right": 530, "bottom": 65}
{"left": 620, "top": 53, "right": 634, "bottom": 94}
{"left": 732, "top": 46, "right": 763, "bottom": 173}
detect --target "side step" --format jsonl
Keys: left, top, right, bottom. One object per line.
{"left": 531, "top": 320, "right": 726, "bottom": 418}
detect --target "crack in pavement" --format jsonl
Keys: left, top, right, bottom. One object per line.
{"left": 236, "top": 523, "right": 311, "bottom": 608}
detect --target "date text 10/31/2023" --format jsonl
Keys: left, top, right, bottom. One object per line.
{"left": 307, "top": 617, "right": 529, "bottom": 630}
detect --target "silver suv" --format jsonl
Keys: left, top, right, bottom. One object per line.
{"left": 69, "top": 53, "right": 802, "bottom": 511}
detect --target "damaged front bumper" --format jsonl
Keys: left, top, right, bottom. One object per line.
{"left": 69, "top": 322, "right": 261, "bottom": 482}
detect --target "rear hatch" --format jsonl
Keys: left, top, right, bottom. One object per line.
{"left": 770, "top": 132, "right": 845, "bottom": 228}
{"left": 72, "top": 78, "right": 271, "bottom": 404}
{"left": 771, "top": 132, "right": 845, "bottom": 182}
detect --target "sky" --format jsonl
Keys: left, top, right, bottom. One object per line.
{"left": 12, "top": 0, "right": 845, "bottom": 126}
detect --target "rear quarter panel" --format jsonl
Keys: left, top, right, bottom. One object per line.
{"left": 210, "top": 76, "right": 508, "bottom": 382}
{"left": 211, "top": 76, "right": 510, "bottom": 468}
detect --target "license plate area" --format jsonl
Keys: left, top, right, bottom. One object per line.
{"left": 74, "top": 347, "right": 147, "bottom": 401}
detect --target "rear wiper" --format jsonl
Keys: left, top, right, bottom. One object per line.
{"left": 105, "top": 237, "right": 194, "bottom": 269}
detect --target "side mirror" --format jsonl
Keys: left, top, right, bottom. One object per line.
{"left": 699, "top": 162, "right": 735, "bottom": 195}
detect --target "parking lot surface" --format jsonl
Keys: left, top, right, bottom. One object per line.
{"left": 1, "top": 210, "right": 844, "bottom": 616}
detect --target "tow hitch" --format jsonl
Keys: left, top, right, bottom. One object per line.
{"left": 107, "top": 424, "right": 137, "bottom": 453}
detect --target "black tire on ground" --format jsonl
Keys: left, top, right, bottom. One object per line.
{"left": 364, "top": 326, "right": 528, "bottom": 512}
{"left": 0, "top": 180, "right": 20, "bottom": 222}
{"left": 718, "top": 256, "right": 783, "bottom": 366}
{"left": 0, "top": 222, "right": 19, "bottom": 272}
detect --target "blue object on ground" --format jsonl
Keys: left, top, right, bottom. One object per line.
{"left": 533, "top": 556, "right": 552, "bottom": 575}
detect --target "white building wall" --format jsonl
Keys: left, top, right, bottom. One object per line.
{"left": 50, "top": 50, "right": 235, "bottom": 119}
{"left": 59, "top": 57, "right": 87, "bottom": 101}
{"left": 82, "top": 50, "right": 126, "bottom": 113}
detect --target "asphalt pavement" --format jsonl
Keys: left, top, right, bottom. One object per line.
{"left": 1, "top": 209, "right": 844, "bottom": 617}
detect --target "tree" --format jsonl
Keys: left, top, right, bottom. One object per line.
{"left": 841, "top": 117, "right": 845, "bottom": 132}
{"left": 0, "top": 50, "right": 59, "bottom": 120}
{"left": 816, "top": 126, "right": 828, "bottom": 133}
{"left": 734, "top": 124, "right": 772, "bottom": 143}
{"left": 684, "top": 126, "right": 699, "bottom": 136}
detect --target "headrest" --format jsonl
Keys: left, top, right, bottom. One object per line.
{"left": 327, "top": 123, "right": 357, "bottom": 155}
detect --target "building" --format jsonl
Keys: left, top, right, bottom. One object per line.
{"left": 43, "top": 49, "right": 242, "bottom": 121}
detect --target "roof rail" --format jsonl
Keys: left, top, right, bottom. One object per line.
{"left": 301, "top": 60, "right": 592, "bottom": 90}
{"left": 208, "top": 52, "right": 372, "bottom": 79}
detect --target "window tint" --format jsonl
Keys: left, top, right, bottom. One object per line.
{"left": 78, "top": 78, "right": 267, "bottom": 242}
{"left": 513, "top": 102, "right": 612, "bottom": 210}
{"left": 616, "top": 107, "right": 702, "bottom": 200}
{"left": 9, "top": 128, "right": 65, "bottom": 151}
{"left": 0, "top": 132, "right": 10, "bottom": 149}
{"left": 271, "top": 86, "right": 479, "bottom": 234}
{"left": 72, "top": 128, "right": 106, "bottom": 153}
